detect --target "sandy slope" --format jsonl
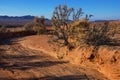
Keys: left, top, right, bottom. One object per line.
{"left": 0, "top": 36, "right": 108, "bottom": 80}
{"left": 19, "top": 35, "right": 120, "bottom": 80}
{"left": 65, "top": 46, "right": 120, "bottom": 80}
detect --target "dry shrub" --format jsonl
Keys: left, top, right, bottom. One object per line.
{"left": 51, "top": 4, "right": 119, "bottom": 51}
{"left": 51, "top": 4, "right": 87, "bottom": 49}
{"left": 24, "top": 16, "right": 46, "bottom": 35}
{"left": 68, "top": 19, "right": 89, "bottom": 48}
{"left": 0, "top": 26, "right": 8, "bottom": 33}
{"left": 86, "top": 22, "right": 111, "bottom": 46}
{"left": 24, "top": 22, "right": 34, "bottom": 31}
{"left": 86, "top": 22, "right": 119, "bottom": 46}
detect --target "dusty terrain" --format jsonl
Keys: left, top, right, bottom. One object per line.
{"left": 65, "top": 45, "right": 120, "bottom": 80}
{"left": 18, "top": 35, "right": 120, "bottom": 80}
{"left": 0, "top": 36, "right": 109, "bottom": 80}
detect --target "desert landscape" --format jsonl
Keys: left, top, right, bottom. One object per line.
{"left": 0, "top": 0, "right": 120, "bottom": 80}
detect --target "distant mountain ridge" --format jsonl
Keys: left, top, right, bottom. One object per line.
{"left": 0, "top": 15, "right": 34, "bottom": 20}
{"left": 0, "top": 15, "right": 51, "bottom": 27}
{"left": 0, "top": 15, "right": 119, "bottom": 27}
{"left": 93, "top": 20, "right": 119, "bottom": 22}
{"left": 0, "top": 15, "right": 51, "bottom": 20}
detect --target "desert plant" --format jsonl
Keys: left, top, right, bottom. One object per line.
{"left": 70, "top": 20, "right": 119, "bottom": 47}
{"left": 24, "top": 22, "right": 34, "bottom": 31}
{"left": 24, "top": 16, "right": 46, "bottom": 34}
{"left": 68, "top": 19, "right": 90, "bottom": 47}
{"left": 33, "top": 16, "right": 46, "bottom": 34}
{"left": 39, "top": 16, "right": 46, "bottom": 34}
{"left": 52, "top": 4, "right": 84, "bottom": 47}
{"left": 0, "top": 25, "right": 8, "bottom": 33}
{"left": 40, "top": 16, "right": 46, "bottom": 30}
{"left": 52, "top": 4, "right": 117, "bottom": 50}
{"left": 33, "top": 16, "right": 41, "bottom": 34}
{"left": 85, "top": 21, "right": 118, "bottom": 46}
{"left": 52, "top": 5, "right": 72, "bottom": 45}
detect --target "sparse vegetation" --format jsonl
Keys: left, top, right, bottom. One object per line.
{"left": 51, "top": 4, "right": 119, "bottom": 50}
{"left": 24, "top": 16, "right": 46, "bottom": 34}
{"left": 85, "top": 22, "right": 111, "bottom": 46}
{"left": 0, "top": 2, "right": 120, "bottom": 80}
{"left": 51, "top": 4, "right": 85, "bottom": 49}
{"left": 24, "top": 22, "right": 34, "bottom": 31}
{"left": 68, "top": 19, "right": 90, "bottom": 47}
{"left": 51, "top": 4, "right": 93, "bottom": 49}
{"left": 0, "top": 25, "right": 8, "bottom": 32}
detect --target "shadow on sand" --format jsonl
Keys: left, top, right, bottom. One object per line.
{"left": 0, "top": 75, "right": 90, "bottom": 80}
{"left": 0, "top": 53, "right": 68, "bottom": 71}
{"left": 0, "top": 60, "right": 68, "bottom": 70}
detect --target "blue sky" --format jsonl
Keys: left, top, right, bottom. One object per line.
{"left": 0, "top": 0, "right": 120, "bottom": 20}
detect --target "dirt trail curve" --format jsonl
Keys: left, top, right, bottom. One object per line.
{"left": 0, "top": 38, "right": 108, "bottom": 80}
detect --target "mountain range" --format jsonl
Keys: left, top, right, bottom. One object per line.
{"left": 0, "top": 15, "right": 51, "bottom": 27}
{"left": 0, "top": 15, "right": 119, "bottom": 28}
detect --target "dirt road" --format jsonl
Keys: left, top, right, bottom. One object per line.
{"left": 0, "top": 38, "right": 108, "bottom": 80}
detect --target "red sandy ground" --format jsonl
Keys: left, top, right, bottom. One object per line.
{"left": 0, "top": 35, "right": 108, "bottom": 80}
{"left": 19, "top": 35, "right": 120, "bottom": 80}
